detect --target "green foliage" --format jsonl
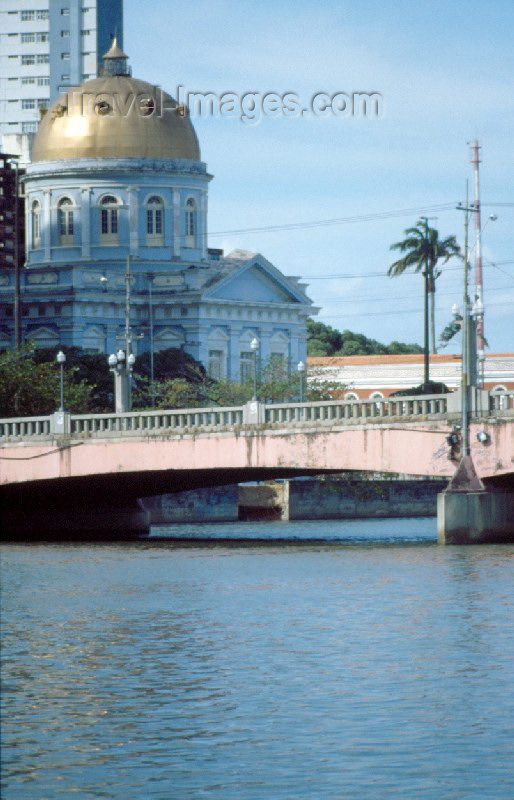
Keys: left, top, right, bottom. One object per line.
{"left": 439, "top": 315, "right": 463, "bottom": 348}
{"left": 207, "top": 379, "right": 252, "bottom": 407}
{"left": 390, "top": 381, "right": 449, "bottom": 397}
{"left": 307, "top": 319, "right": 423, "bottom": 357}
{"left": 34, "top": 346, "right": 112, "bottom": 411}
{"left": 132, "top": 348, "right": 210, "bottom": 410}
{"left": 306, "top": 380, "right": 344, "bottom": 401}
{"left": 154, "top": 377, "right": 206, "bottom": 409}
{"left": 388, "top": 220, "right": 460, "bottom": 282}
{"left": 388, "top": 219, "right": 461, "bottom": 354}
{"left": 258, "top": 356, "right": 301, "bottom": 404}
{"left": 0, "top": 345, "right": 93, "bottom": 416}
{"left": 132, "top": 349, "right": 207, "bottom": 409}
{"left": 135, "top": 347, "right": 206, "bottom": 383}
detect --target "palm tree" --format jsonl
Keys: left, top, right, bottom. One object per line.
{"left": 388, "top": 219, "right": 460, "bottom": 355}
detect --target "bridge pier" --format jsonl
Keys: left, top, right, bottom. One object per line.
{"left": 437, "top": 491, "right": 514, "bottom": 544}
{"left": 437, "top": 457, "right": 514, "bottom": 544}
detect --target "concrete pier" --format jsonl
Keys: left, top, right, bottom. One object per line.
{"left": 437, "top": 490, "right": 514, "bottom": 544}
{"left": 437, "top": 455, "right": 514, "bottom": 544}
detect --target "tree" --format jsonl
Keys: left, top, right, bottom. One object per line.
{"left": 390, "top": 381, "right": 449, "bottom": 397}
{"left": 0, "top": 345, "right": 93, "bottom": 416}
{"left": 133, "top": 347, "right": 208, "bottom": 410}
{"left": 388, "top": 219, "right": 461, "bottom": 355}
{"left": 307, "top": 319, "right": 423, "bottom": 357}
{"left": 34, "top": 347, "right": 113, "bottom": 411}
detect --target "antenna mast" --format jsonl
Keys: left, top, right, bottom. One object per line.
{"left": 470, "top": 140, "right": 484, "bottom": 383}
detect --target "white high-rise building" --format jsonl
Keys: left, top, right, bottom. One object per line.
{"left": 0, "top": 0, "right": 122, "bottom": 160}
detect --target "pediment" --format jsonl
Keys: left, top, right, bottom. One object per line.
{"left": 203, "top": 254, "right": 310, "bottom": 306}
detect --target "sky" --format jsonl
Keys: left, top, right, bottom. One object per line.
{"left": 124, "top": 0, "right": 514, "bottom": 353}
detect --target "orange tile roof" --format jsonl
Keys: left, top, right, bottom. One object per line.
{"left": 308, "top": 352, "right": 514, "bottom": 367}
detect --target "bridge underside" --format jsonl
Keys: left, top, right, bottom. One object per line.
{"left": 1, "top": 466, "right": 512, "bottom": 541}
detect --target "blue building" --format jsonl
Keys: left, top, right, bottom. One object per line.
{"left": 0, "top": 42, "right": 316, "bottom": 382}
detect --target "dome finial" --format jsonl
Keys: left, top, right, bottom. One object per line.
{"left": 101, "top": 36, "right": 131, "bottom": 76}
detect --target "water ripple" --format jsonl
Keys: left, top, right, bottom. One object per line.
{"left": 1, "top": 520, "right": 513, "bottom": 799}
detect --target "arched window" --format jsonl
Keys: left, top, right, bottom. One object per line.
{"left": 31, "top": 200, "right": 41, "bottom": 248}
{"left": 58, "top": 197, "right": 74, "bottom": 245}
{"left": 185, "top": 197, "right": 196, "bottom": 247}
{"left": 100, "top": 195, "right": 119, "bottom": 243}
{"left": 370, "top": 391, "right": 385, "bottom": 414}
{"left": 344, "top": 392, "right": 359, "bottom": 402}
{"left": 146, "top": 195, "right": 164, "bottom": 245}
{"left": 491, "top": 385, "right": 508, "bottom": 410}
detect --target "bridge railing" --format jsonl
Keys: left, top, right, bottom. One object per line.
{"left": 70, "top": 406, "right": 245, "bottom": 436}
{"left": 2, "top": 391, "right": 513, "bottom": 442}
{"left": 265, "top": 394, "right": 448, "bottom": 424}
{"left": 0, "top": 416, "right": 52, "bottom": 439}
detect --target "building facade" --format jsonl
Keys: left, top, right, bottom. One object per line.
{"left": 0, "top": 153, "right": 25, "bottom": 271}
{"left": 0, "top": 0, "right": 122, "bottom": 156}
{"left": 0, "top": 44, "right": 315, "bottom": 381}
{"left": 308, "top": 353, "right": 514, "bottom": 401}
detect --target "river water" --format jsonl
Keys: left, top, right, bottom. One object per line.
{"left": 1, "top": 517, "right": 513, "bottom": 799}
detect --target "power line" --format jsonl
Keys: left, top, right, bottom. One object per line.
{"left": 310, "top": 284, "right": 514, "bottom": 307}
{"left": 208, "top": 201, "right": 513, "bottom": 238}
{"left": 301, "top": 260, "right": 514, "bottom": 280}
{"left": 319, "top": 298, "right": 514, "bottom": 320}
{"left": 208, "top": 203, "right": 456, "bottom": 237}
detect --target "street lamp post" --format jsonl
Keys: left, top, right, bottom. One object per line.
{"left": 250, "top": 337, "right": 259, "bottom": 400}
{"left": 108, "top": 349, "right": 135, "bottom": 413}
{"left": 56, "top": 350, "right": 66, "bottom": 411}
{"left": 147, "top": 273, "right": 155, "bottom": 407}
{"left": 457, "top": 190, "right": 498, "bottom": 447}
{"left": 297, "top": 360, "right": 306, "bottom": 402}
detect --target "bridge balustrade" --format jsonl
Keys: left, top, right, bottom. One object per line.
{"left": 0, "top": 417, "right": 52, "bottom": 438}
{"left": 8, "top": 392, "right": 514, "bottom": 445}
{"left": 264, "top": 394, "right": 448, "bottom": 425}
{"left": 70, "top": 406, "right": 245, "bottom": 437}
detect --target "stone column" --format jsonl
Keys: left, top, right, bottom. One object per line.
{"left": 196, "top": 323, "right": 210, "bottom": 368}
{"left": 172, "top": 189, "right": 181, "bottom": 258}
{"left": 229, "top": 324, "right": 243, "bottom": 382}
{"left": 80, "top": 186, "right": 91, "bottom": 259}
{"left": 199, "top": 190, "right": 207, "bottom": 259}
{"left": 128, "top": 186, "right": 139, "bottom": 255}
{"left": 43, "top": 189, "right": 51, "bottom": 261}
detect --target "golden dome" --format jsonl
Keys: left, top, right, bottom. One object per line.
{"left": 31, "top": 74, "right": 200, "bottom": 162}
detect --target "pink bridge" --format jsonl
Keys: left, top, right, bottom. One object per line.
{"left": 1, "top": 395, "right": 513, "bottom": 536}
{"left": 0, "top": 392, "right": 514, "bottom": 541}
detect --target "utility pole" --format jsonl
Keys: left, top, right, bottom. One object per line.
{"left": 471, "top": 140, "right": 485, "bottom": 385}
{"left": 456, "top": 183, "right": 472, "bottom": 457}
{"left": 125, "top": 253, "right": 132, "bottom": 359}
{"left": 420, "top": 216, "right": 430, "bottom": 387}
{"left": 147, "top": 273, "right": 155, "bottom": 407}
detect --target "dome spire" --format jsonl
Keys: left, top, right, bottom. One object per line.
{"left": 101, "top": 36, "right": 131, "bottom": 76}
